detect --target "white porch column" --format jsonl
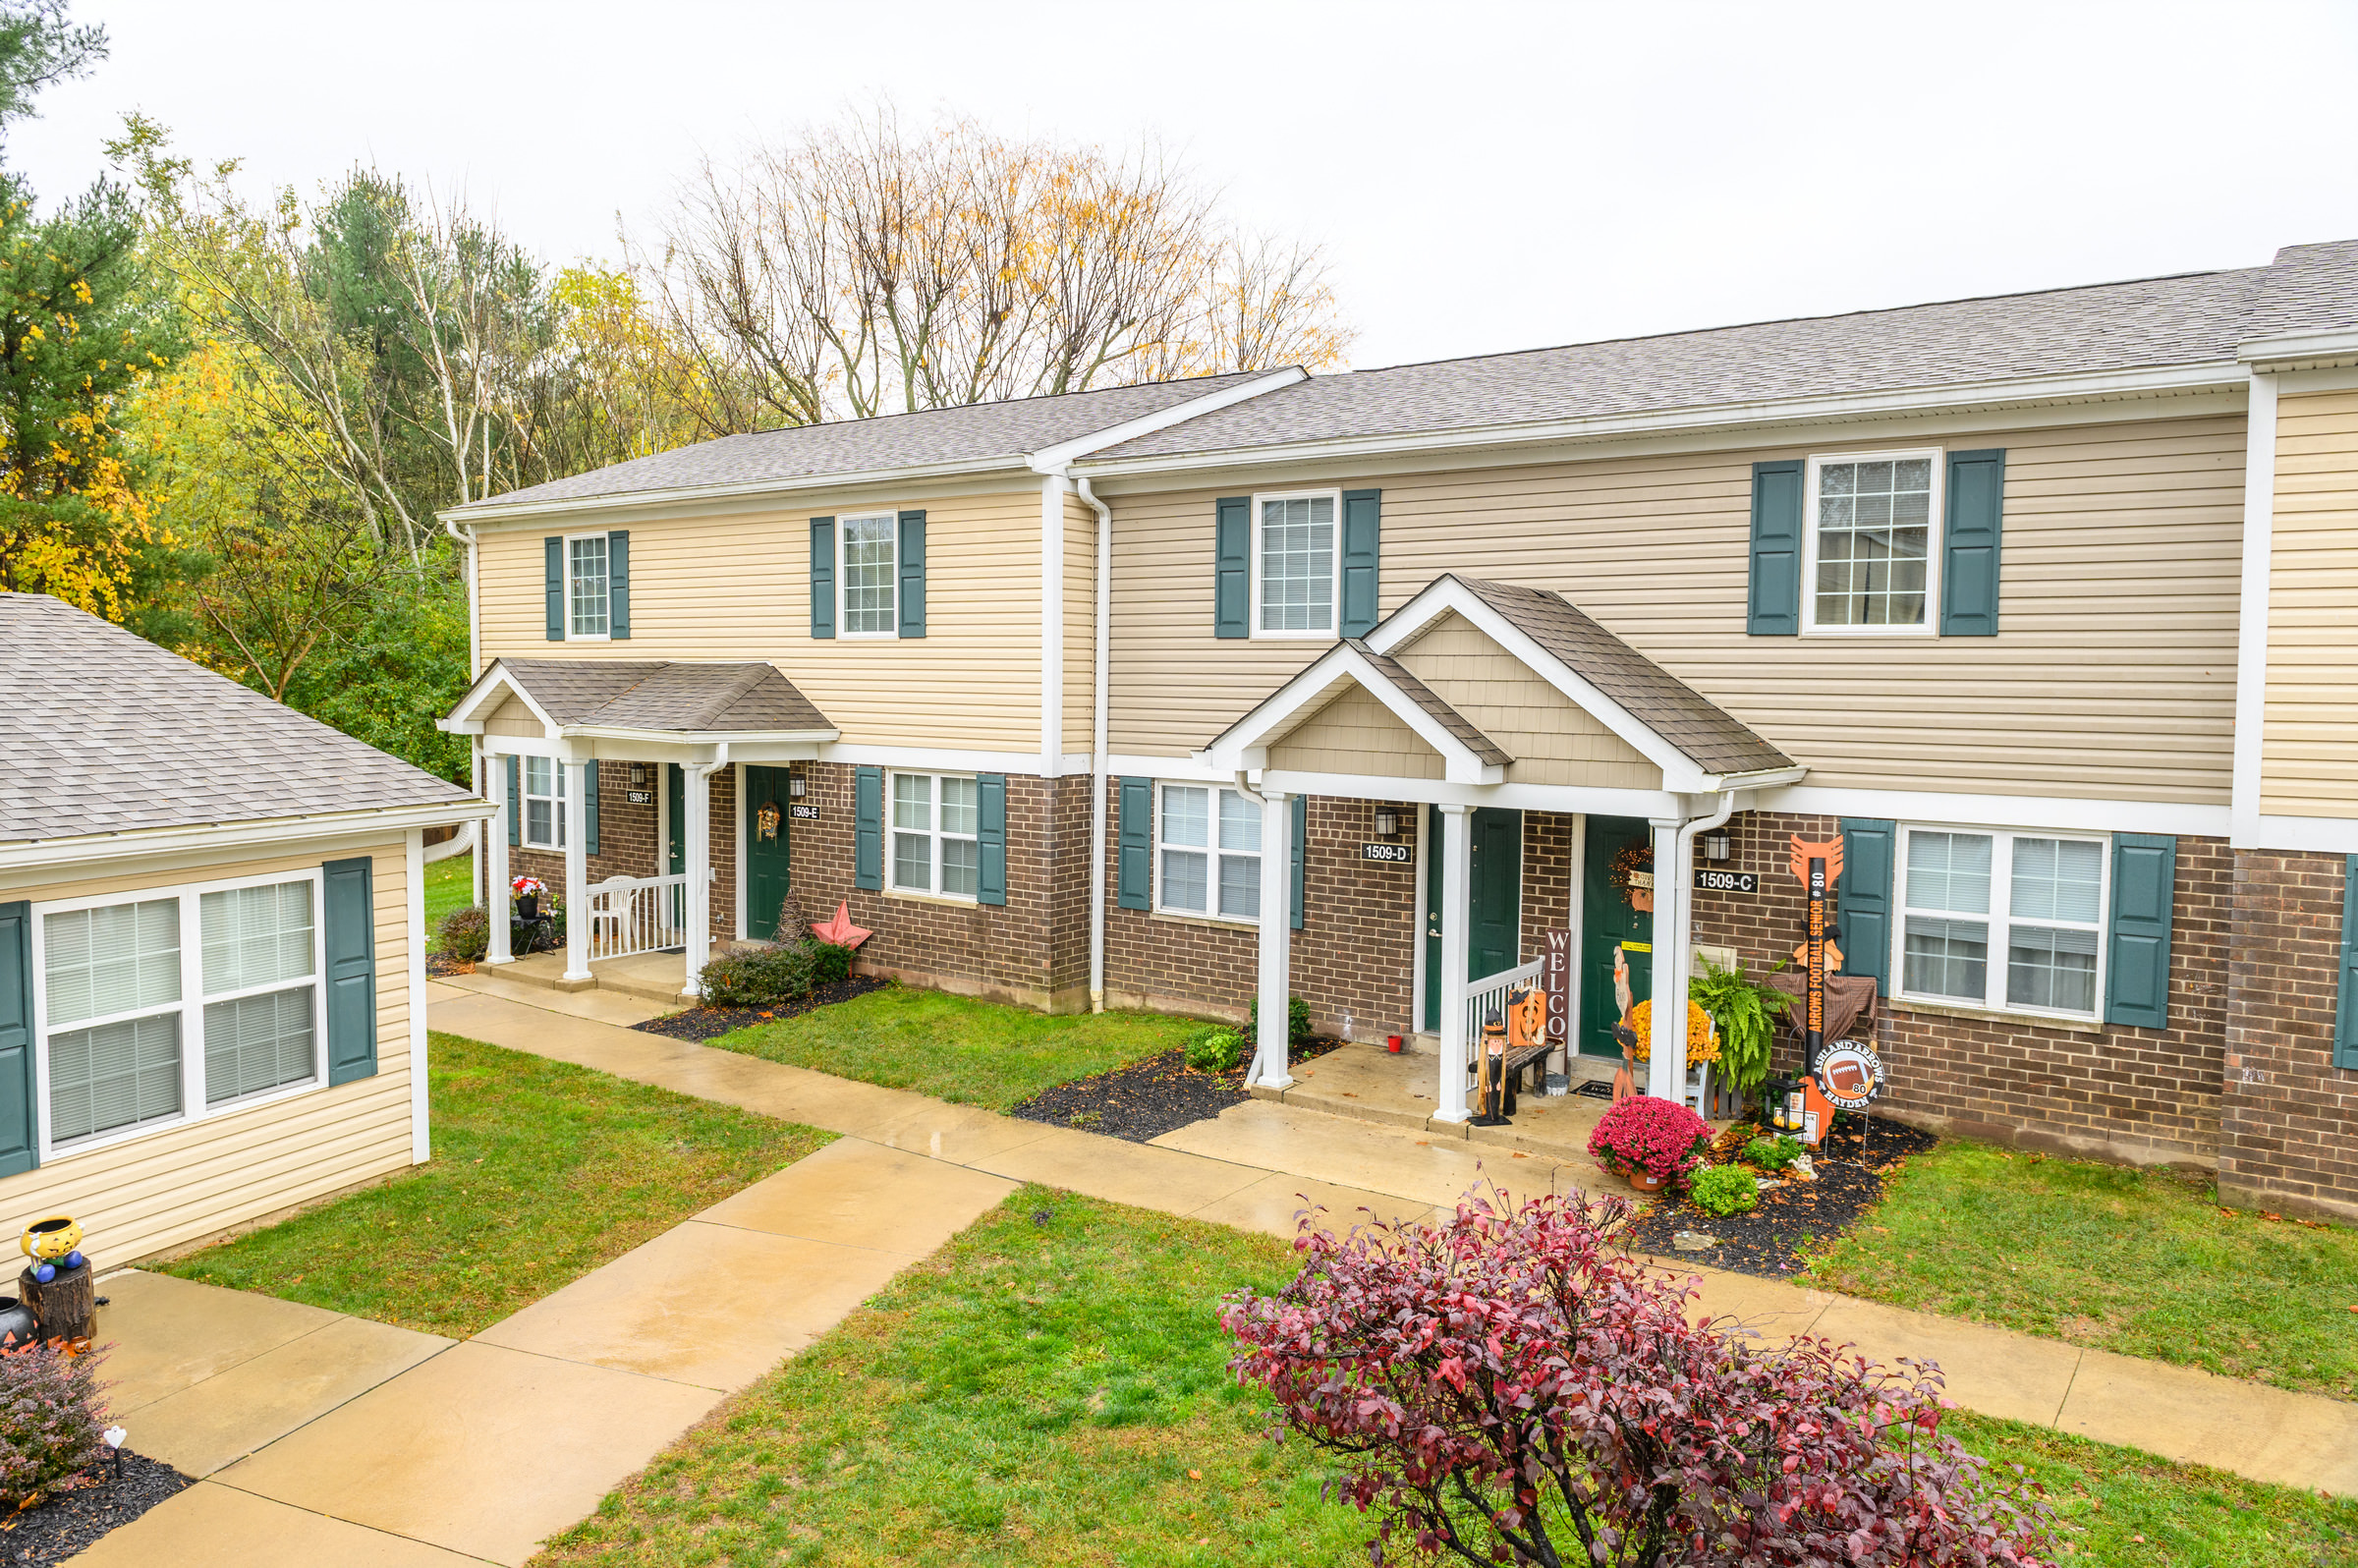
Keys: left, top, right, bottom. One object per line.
{"left": 682, "top": 760, "right": 715, "bottom": 1000}
{"left": 561, "top": 759, "right": 591, "bottom": 982}
{"left": 1646, "top": 817, "right": 1684, "bottom": 1099}
{"left": 485, "top": 754, "right": 512, "bottom": 967}
{"left": 1250, "top": 788, "right": 1294, "bottom": 1089}
{"left": 1433, "top": 804, "right": 1473, "bottom": 1123}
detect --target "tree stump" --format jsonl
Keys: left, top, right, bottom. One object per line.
{"left": 20, "top": 1261, "right": 95, "bottom": 1344}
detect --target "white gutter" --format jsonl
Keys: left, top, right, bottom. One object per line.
{"left": 1077, "top": 476, "right": 1115, "bottom": 1013}
{"left": 0, "top": 798, "right": 497, "bottom": 877}
{"left": 442, "top": 511, "right": 485, "bottom": 904}
{"left": 1070, "top": 360, "right": 2247, "bottom": 480}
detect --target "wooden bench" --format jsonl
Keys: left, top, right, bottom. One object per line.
{"left": 1472, "top": 1042, "right": 1553, "bottom": 1116}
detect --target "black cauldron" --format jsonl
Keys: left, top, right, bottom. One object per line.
{"left": 0, "top": 1296, "right": 36, "bottom": 1347}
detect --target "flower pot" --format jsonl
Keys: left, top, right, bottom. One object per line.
{"left": 1627, "top": 1167, "right": 1668, "bottom": 1195}
{"left": 516, "top": 895, "right": 538, "bottom": 921}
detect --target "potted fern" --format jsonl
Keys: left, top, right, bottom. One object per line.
{"left": 1689, "top": 958, "right": 1790, "bottom": 1113}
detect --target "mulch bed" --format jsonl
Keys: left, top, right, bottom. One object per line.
{"left": 1010, "top": 1036, "right": 1346, "bottom": 1144}
{"left": 631, "top": 976, "right": 891, "bottom": 1043}
{"left": 1, "top": 1451, "right": 188, "bottom": 1565}
{"left": 1625, "top": 1111, "right": 1939, "bottom": 1280}
{"left": 425, "top": 952, "right": 473, "bottom": 978}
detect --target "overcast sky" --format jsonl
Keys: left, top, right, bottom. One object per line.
{"left": 15, "top": 0, "right": 2358, "bottom": 370}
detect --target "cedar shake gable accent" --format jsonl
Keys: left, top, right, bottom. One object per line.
{"left": 1447, "top": 576, "right": 1792, "bottom": 777}
{"left": 470, "top": 658, "right": 835, "bottom": 736}
{"left": 1345, "top": 641, "right": 1512, "bottom": 767}
{"left": 1, "top": 590, "right": 472, "bottom": 844}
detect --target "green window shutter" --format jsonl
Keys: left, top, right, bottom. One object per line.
{"left": 1214, "top": 496, "right": 1251, "bottom": 639}
{"left": 1339, "top": 489, "right": 1381, "bottom": 638}
{"left": 1117, "top": 777, "right": 1152, "bottom": 910}
{"left": 810, "top": 518, "right": 836, "bottom": 640}
{"left": 583, "top": 760, "right": 599, "bottom": 856}
{"left": 854, "top": 766, "right": 883, "bottom": 890}
{"left": 1836, "top": 817, "right": 1896, "bottom": 997}
{"left": 0, "top": 900, "right": 35, "bottom": 1177}
{"left": 322, "top": 857, "right": 379, "bottom": 1086}
{"left": 1748, "top": 460, "right": 1804, "bottom": 636}
{"left": 2105, "top": 833, "right": 2176, "bottom": 1030}
{"left": 977, "top": 773, "right": 1006, "bottom": 906}
{"left": 506, "top": 756, "right": 521, "bottom": 848}
{"left": 544, "top": 536, "right": 566, "bottom": 641}
{"left": 1939, "top": 449, "right": 2005, "bottom": 637}
{"left": 606, "top": 531, "right": 631, "bottom": 639}
{"left": 2335, "top": 856, "right": 2358, "bottom": 1070}
{"left": 898, "top": 511, "right": 926, "bottom": 639}
{"left": 1289, "top": 793, "right": 1307, "bottom": 931}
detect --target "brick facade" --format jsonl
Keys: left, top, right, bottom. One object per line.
{"left": 514, "top": 761, "right": 735, "bottom": 941}
{"left": 2219, "top": 851, "right": 2358, "bottom": 1223}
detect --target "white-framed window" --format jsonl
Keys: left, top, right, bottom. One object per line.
{"left": 889, "top": 771, "right": 979, "bottom": 899}
{"left": 1154, "top": 782, "right": 1262, "bottom": 922}
{"left": 1252, "top": 489, "right": 1341, "bottom": 638}
{"left": 522, "top": 756, "right": 567, "bottom": 850}
{"left": 1803, "top": 450, "right": 1941, "bottom": 635}
{"left": 32, "top": 870, "right": 326, "bottom": 1158}
{"left": 1895, "top": 825, "right": 2106, "bottom": 1021}
{"left": 840, "top": 512, "right": 898, "bottom": 637}
{"left": 567, "top": 532, "right": 611, "bottom": 640}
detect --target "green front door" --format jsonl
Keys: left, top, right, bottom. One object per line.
{"left": 1580, "top": 815, "right": 1654, "bottom": 1057}
{"left": 742, "top": 764, "right": 793, "bottom": 939}
{"left": 665, "top": 764, "right": 686, "bottom": 876}
{"left": 1421, "top": 805, "right": 1524, "bottom": 1028}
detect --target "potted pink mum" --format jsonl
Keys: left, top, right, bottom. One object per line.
{"left": 1587, "top": 1095, "right": 1712, "bottom": 1193}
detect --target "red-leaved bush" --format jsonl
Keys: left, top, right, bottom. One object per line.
{"left": 1224, "top": 1191, "right": 2053, "bottom": 1567}
{"left": 1587, "top": 1094, "right": 1712, "bottom": 1186}
{"left": 0, "top": 1339, "right": 109, "bottom": 1507}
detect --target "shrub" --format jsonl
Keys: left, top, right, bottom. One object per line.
{"left": 700, "top": 941, "right": 819, "bottom": 1007}
{"left": 808, "top": 941, "right": 854, "bottom": 985}
{"left": 0, "top": 1340, "right": 108, "bottom": 1507}
{"left": 1586, "top": 1093, "right": 1712, "bottom": 1186}
{"left": 1246, "top": 993, "right": 1313, "bottom": 1048}
{"left": 1689, "top": 1163, "right": 1760, "bottom": 1217}
{"left": 1744, "top": 1133, "right": 1806, "bottom": 1172}
{"left": 1186, "top": 1028, "right": 1245, "bottom": 1073}
{"left": 1225, "top": 1192, "right": 2054, "bottom": 1568}
{"left": 436, "top": 905, "right": 489, "bottom": 962}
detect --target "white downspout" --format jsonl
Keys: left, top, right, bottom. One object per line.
{"left": 442, "top": 512, "right": 484, "bottom": 907}
{"left": 1078, "top": 476, "right": 1114, "bottom": 1014}
{"left": 1650, "top": 790, "right": 1736, "bottom": 1100}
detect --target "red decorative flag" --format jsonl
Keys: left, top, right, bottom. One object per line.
{"left": 811, "top": 900, "right": 873, "bottom": 951}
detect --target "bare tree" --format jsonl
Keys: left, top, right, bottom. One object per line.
{"left": 644, "top": 106, "right": 1354, "bottom": 425}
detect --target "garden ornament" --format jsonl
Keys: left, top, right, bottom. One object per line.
{"left": 20, "top": 1215, "right": 84, "bottom": 1284}
{"left": 811, "top": 901, "right": 873, "bottom": 951}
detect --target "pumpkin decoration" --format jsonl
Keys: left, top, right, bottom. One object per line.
{"left": 1608, "top": 842, "right": 1656, "bottom": 913}
{"left": 1625, "top": 998, "right": 1717, "bottom": 1065}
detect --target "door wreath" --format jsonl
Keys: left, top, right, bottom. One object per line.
{"left": 1609, "top": 842, "right": 1656, "bottom": 913}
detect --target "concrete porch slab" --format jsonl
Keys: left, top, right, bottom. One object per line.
{"left": 1154, "top": 1097, "right": 1591, "bottom": 1210}
{"left": 479, "top": 947, "right": 695, "bottom": 1005}
{"left": 1263, "top": 1041, "right": 1635, "bottom": 1174}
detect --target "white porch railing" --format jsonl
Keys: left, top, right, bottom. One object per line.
{"left": 583, "top": 871, "right": 690, "bottom": 961}
{"left": 1460, "top": 956, "right": 1546, "bottom": 1046}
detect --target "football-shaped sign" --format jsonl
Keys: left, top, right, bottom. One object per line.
{"left": 1814, "top": 1040, "right": 1885, "bottom": 1111}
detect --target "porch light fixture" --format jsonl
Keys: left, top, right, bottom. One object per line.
{"left": 1373, "top": 810, "right": 1399, "bottom": 838}
{"left": 1700, "top": 832, "right": 1731, "bottom": 863}
{"left": 788, "top": 774, "right": 808, "bottom": 799}
{"left": 629, "top": 762, "right": 647, "bottom": 788}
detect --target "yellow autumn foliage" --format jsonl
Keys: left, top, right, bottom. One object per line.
{"left": 1626, "top": 999, "right": 1717, "bottom": 1064}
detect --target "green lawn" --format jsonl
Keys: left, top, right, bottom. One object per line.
{"left": 163, "top": 1033, "right": 832, "bottom": 1337}
{"left": 705, "top": 984, "right": 1205, "bottom": 1112}
{"left": 1805, "top": 1139, "right": 2358, "bottom": 1400}
{"left": 423, "top": 850, "right": 474, "bottom": 950}
{"left": 536, "top": 1191, "right": 2358, "bottom": 1568}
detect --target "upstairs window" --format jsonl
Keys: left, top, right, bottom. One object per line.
{"left": 1805, "top": 452, "right": 1938, "bottom": 633}
{"left": 1156, "top": 783, "right": 1262, "bottom": 921}
{"left": 567, "top": 533, "right": 610, "bottom": 638}
{"left": 1254, "top": 491, "right": 1338, "bottom": 637}
{"left": 889, "top": 772, "right": 980, "bottom": 899}
{"left": 1897, "top": 826, "right": 2105, "bottom": 1020}
{"left": 840, "top": 513, "right": 898, "bottom": 636}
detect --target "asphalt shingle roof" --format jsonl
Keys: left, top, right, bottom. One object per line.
{"left": 492, "top": 659, "right": 833, "bottom": 734}
{"left": 1448, "top": 577, "right": 1795, "bottom": 777}
{"left": 456, "top": 371, "right": 1267, "bottom": 512}
{"left": 2, "top": 592, "right": 474, "bottom": 844}
{"left": 1085, "top": 261, "right": 2313, "bottom": 461}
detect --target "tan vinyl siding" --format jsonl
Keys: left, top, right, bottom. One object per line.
{"left": 1268, "top": 685, "right": 1445, "bottom": 779}
{"left": 1063, "top": 491, "right": 1098, "bottom": 755}
{"left": 1391, "top": 613, "right": 1656, "bottom": 788}
{"left": 2263, "top": 388, "right": 2358, "bottom": 818}
{"left": 0, "top": 840, "right": 417, "bottom": 1265}
{"left": 1108, "top": 415, "right": 2243, "bottom": 802}
{"left": 485, "top": 695, "right": 545, "bottom": 739}
{"left": 478, "top": 488, "right": 1045, "bottom": 752}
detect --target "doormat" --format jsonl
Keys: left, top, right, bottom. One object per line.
{"left": 1574, "top": 1080, "right": 1614, "bottom": 1099}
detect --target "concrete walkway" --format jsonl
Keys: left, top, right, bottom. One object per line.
{"left": 77, "top": 974, "right": 2358, "bottom": 1563}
